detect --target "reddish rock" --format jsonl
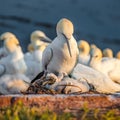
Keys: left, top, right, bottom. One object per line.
{"left": 0, "top": 94, "right": 120, "bottom": 113}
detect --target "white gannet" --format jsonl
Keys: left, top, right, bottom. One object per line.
{"left": 103, "top": 48, "right": 113, "bottom": 58}
{"left": 0, "top": 36, "right": 27, "bottom": 76}
{"left": 0, "top": 32, "right": 16, "bottom": 59}
{"left": 71, "top": 63, "right": 120, "bottom": 93}
{"left": 77, "top": 40, "right": 90, "bottom": 65}
{"left": 89, "top": 47, "right": 120, "bottom": 84}
{"left": 0, "top": 73, "right": 30, "bottom": 94}
{"left": 42, "top": 18, "right": 79, "bottom": 80}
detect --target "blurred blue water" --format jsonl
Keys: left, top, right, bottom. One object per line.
{"left": 0, "top": 0, "right": 120, "bottom": 54}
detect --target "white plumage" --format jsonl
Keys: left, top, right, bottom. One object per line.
{"left": 71, "top": 63, "right": 120, "bottom": 93}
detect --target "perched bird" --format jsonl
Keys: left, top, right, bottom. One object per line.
{"left": 0, "top": 73, "right": 30, "bottom": 94}
{"left": 89, "top": 47, "right": 120, "bottom": 84}
{"left": 71, "top": 63, "right": 120, "bottom": 94}
{"left": 78, "top": 40, "right": 90, "bottom": 65}
{"left": 103, "top": 48, "right": 113, "bottom": 58}
{"left": 0, "top": 35, "right": 27, "bottom": 76}
{"left": 116, "top": 51, "right": 120, "bottom": 59}
{"left": 42, "top": 18, "right": 79, "bottom": 80}
{"left": 0, "top": 32, "right": 16, "bottom": 58}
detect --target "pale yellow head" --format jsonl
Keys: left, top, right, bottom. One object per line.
{"left": 103, "top": 48, "right": 113, "bottom": 58}
{"left": 90, "top": 47, "right": 103, "bottom": 61}
{"left": 90, "top": 44, "right": 97, "bottom": 50}
{"left": 4, "top": 37, "right": 20, "bottom": 53}
{"left": 30, "top": 30, "right": 46, "bottom": 42}
{"left": 78, "top": 40, "right": 90, "bottom": 55}
{"left": 116, "top": 51, "right": 120, "bottom": 59}
{"left": 0, "top": 32, "right": 16, "bottom": 41}
{"left": 56, "top": 18, "right": 74, "bottom": 39}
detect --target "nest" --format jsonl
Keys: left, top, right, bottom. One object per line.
{"left": 23, "top": 73, "right": 60, "bottom": 94}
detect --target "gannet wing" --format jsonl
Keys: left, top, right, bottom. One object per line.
{"left": 42, "top": 46, "right": 53, "bottom": 71}
{"left": 0, "top": 64, "right": 6, "bottom": 76}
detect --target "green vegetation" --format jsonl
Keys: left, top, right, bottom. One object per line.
{"left": 0, "top": 101, "right": 119, "bottom": 120}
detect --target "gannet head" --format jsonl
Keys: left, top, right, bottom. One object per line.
{"left": 56, "top": 18, "right": 74, "bottom": 57}
{"left": 90, "top": 44, "right": 97, "bottom": 50}
{"left": 30, "top": 30, "right": 52, "bottom": 43}
{"left": 116, "top": 51, "right": 120, "bottom": 59}
{"left": 90, "top": 47, "right": 103, "bottom": 61}
{"left": 78, "top": 40, "right": 90, "bottom": 55}
{"left": 4, "top": 37, "right": 20, "bottom": 53}
{"left": 103, "top": 48, "right": 113, "bottom": 58}
{"left": 56, "top": 18, "right": 74, "bottom": 40}
{"left": 0, "top": 32, "right": 16, "bottom": 41}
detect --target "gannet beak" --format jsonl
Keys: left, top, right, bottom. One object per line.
{"left": 38, "top": 36, "right": 52, "bottom": 43}
{"left": 62, "top": 33, "right": 72, "bottom": 57}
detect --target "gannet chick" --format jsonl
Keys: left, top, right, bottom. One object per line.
{"left": 0, "top": 74, "right": 30, "bottom": 94}
{"left": 116, "top": 51, "right": 120, "bottom": 59}
{"left": 0, "top": 32, "right": 16, "bottom": 58}
{"left": 42, "top": 18, "right": 79, "bottom": 80}
{"left": 0, "top": 36, "right": 27, "bottom": 76}
{"left": 89, "top": 47, "right": 120, "bottom": 84}
{"left": 25, "top": 44, "right": 46, "bottom": 80}
{"left": 30, "top": 30, "right": 52, "bottom": 48}
{"left": 78, "top": 40, "right": 90, "bottom": 65}
{"left": 71, "top": 63, "right": 120, "bottom": 94}
{"left": 103, "top": 48, "right": 113, "bottom": 58}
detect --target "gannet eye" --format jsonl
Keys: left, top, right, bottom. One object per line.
{"left": 95, "top": 55, "right": 98, "bottom": 58}
{"left": 17, "top": 43, "right": 20, "bottom": 46}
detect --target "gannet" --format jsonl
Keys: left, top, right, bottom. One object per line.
{"left": 0, "top": 36, "right": 27, "bottom": 76}
{"left": 78, "top": 40, "right": 90, "bottom": 65}
{"left": 89, "top": 47, "right": 120, "bottom": 84}
{"left": 42, "top": 18, "right": 79, "bottom": 80}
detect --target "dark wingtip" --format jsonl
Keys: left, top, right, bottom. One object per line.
{"left": 31, "top": 71, "right": 44, "bottom": 83}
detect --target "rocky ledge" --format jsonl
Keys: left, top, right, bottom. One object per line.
{"left": 0, "top": 94, "right": 120, "bottom": 114}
